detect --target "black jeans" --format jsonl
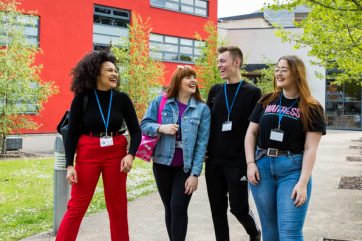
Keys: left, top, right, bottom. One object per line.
{"left": 205, "top": 161, "right": 259, "bottom": 241}
{"left": 153, "top": 163, "right": 192, "bottom": 241}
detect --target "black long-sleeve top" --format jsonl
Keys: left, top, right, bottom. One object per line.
{"left": 65, "top": 89, "right": 141, "bottom": 167}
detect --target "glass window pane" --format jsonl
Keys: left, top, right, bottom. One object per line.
{"left": 344, "top": 83, "right": 361, "bottom": 101}
{"left": 326, "top": 83, "right": 343, "bottom": 101}
{"left": 164, "top": 53, "right": 178, "bottom": 61}
{"left": 181, "top": 0, "right": 193, "bottom": 4}
{"left": 181, "top": 5, "right": 194, "bottom": 13}
{"left": 195, "top": 0, "right": 207, "bottom": 7}
{"left": 180, "top": 54, "right": 193, "bottom": 62}
{"left": 150, "top": 34, "right": 163, "bottom": 42}
{"left": 195, "top": 40, "right": 204, "bottom": 48}
{"left": 165, "top": 2, "right": 179, "bottom": 10}
{"left": 163, "top": 44, "right": 178, "bottom": 52}
{"left": 151, "top": 0, "right": 166, "bottom": 7}
{"left": 150, "top": 51, "right": 163, "bottom": 60}
{"left": 194, "top": 47, "right": 202, "bottom": 55}
{"left": 113, "top": 19, "right": 129, "bottom": 27}
{"left": 345, "top": 102, "right": 361, "bottom": 115}
{"left": 195, "top": 8, "right": 207, "bottom": 16}
{"left": 180, "top": 38, "right": 193, "bottom": 46}
{"left": 149, "top": 42, "right": 163, "bottom": 51}
{"left": 326, "top": 101, "right": 361, "bottom": 128}
{"left": 95, "top": 6, "right": 111, "bottom": 14}
{"left": 180, "top": 46, "right": 192, "bottom": 54}
{"left": 165, "top": 36, "right": 178, "bottom": 44}
{"left": 113, "top": 10, "right": 129, "bottom": 18}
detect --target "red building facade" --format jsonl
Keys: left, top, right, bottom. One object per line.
{"left": 20, "top": 0, "right": 217, "bottom": 133}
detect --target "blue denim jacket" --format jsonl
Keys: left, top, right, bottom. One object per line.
{"left": 140, "top": 95, "right": 211, "bottom": 176}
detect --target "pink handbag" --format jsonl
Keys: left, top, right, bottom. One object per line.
{"left": 136, "top": 95, "right": 167, "bottom": 162}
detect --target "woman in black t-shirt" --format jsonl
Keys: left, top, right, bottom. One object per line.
{"left": 245, "top": 55, "right": 326, "bottom": 241}
{"left": 56, "top": 51, "right": 141, "bottom": 241}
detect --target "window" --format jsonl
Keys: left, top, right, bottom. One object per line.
{"left": 326, "top": 79, "right": 361, "bottom": 129}
{"left": 0, "top": 14, "right": 39, "bottom": 46}
{"left": 294, "top": 12, "right": 308, "bottom": 23}
{"left": 149, "top": 33, "right": 204, "bottom": 63}
{"left": 0, "top": 82, "right": 40, "bottom": 115}
{"left": 93, "top": 5, "right": 130, "bottom": 50}
{"left": 150, "top": 0, "right": 208, "bottom": 17}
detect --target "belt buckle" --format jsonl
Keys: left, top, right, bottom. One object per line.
{"left": 267, "top": 148, "right": 278, "bottom": 157}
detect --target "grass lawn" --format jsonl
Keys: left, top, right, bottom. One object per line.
{"left": 0, "top": 157, "right": 156, "bottom": 241}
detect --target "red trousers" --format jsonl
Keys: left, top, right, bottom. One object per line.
{"left": 56, "top": 134, "right": 129, "bottom": 241}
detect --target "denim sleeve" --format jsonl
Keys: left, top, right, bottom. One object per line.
{"left": 140, "top": 95, "right": 162, "bottom": 137}
{"left": 191, "top": 104, "right": 211, "bottom": 176}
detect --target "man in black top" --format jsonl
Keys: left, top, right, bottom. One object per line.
{"left": 206, "top": 46, "right": 261, "bottom": 241}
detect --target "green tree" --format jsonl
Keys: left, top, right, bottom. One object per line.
{"left": 112, "top": 12, "right": 165, "bottom": 119}
{"left": 0, "top": 0, "right": 58, "bottom": 154}
{"left": 241, "top": 63, "right": 275, "bottom": 95}
{"left": 267, "top": 0, "right": 362, "bottom": 85}
{"left": 194, "top": 20, "right": 226, "bottom": 98}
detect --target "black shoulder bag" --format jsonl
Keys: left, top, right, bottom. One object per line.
{"left": 56, "top": 95, "right": 88, "bottom": 144}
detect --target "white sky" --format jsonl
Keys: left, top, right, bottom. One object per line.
{"left": 218, "top": 0, "right": 275, "bottom": 18}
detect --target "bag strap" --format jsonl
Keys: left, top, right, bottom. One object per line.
{"left": 157, "top": 94, "right": 167, "bottom": 124}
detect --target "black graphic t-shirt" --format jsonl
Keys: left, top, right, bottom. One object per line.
{"left": 249, "top": 95, "right": 326, "bottom": 153}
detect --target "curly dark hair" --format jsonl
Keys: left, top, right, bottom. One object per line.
{"left": 70, "top": 51, "right": 118, "bottom": 94}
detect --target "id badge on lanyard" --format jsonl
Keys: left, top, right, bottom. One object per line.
{"left": 222, "top": 81, "right": 243, "bottom": 132}
{"left": 94, "top": 89, "right": 114, "bottom": 148}
{"left": 100, "top": 136, "right": 114, "bottom": 147}
{"left": 222, "top": 121, "right": 232, "bottom": 132}
{"left": 270, "top": 129, "right": 284, "bottom": 142}
{"left": 269, "top": 94, "right": 297, "bottom": 143}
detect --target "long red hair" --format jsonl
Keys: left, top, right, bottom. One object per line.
{"left": 166, "top": 65, "right": 202, "bottom": 102}
{"left": 260, "top": 55, "right": 325, "bottom": 132}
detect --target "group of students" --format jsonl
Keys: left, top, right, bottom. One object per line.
{"left": 55, "top": 46, "right": 326, "bottom": 241}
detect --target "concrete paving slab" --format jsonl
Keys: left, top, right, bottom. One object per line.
{"left": 21, "top": 130, "right": 362, "bottom": 241}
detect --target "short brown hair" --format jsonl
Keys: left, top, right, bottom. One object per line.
{"left": 166, "top": 65, "right": 202, "bottom": 102}
{"left": 218, "top": 46, "right": 243, "bottom": 68}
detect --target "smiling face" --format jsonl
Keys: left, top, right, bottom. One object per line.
{"left": 274, "top": 59, "right": 297, "bottom": 91}
{"left": 179, "top": 75, "right": 197, "bottom": 97}
{"left": 217, "top": 51, "right": 241, "bottom": 80}
{"left": 96, "top": 61, "right": 118, "bottom": 91}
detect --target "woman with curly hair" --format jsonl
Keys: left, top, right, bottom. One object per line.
{"left": 56, "top": 51, "right": 141, "bottom": 241}
{"left": 245, "top": 55, "right": 326, "bottom": 241}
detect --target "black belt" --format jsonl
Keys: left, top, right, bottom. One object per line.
{"left": 256, "top": 147, "right": 292, "bottom": 160}
{"left": 83, "top": 130, "right": 125, "bottom": 137}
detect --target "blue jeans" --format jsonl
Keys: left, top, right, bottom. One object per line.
{"left": 249, "top": 152, "right": 311, "bottom": 241}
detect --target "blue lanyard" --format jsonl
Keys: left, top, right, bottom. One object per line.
{"left": 94, "top": 89, "right": 113, "bottom": 134}
{"left": 224, "top": 80, "right": 243, "bottom": 121}
{"left": 277, "top": 93, "right": 297, "bottom": 129}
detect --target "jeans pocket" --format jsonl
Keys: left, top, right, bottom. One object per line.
{"left": 288, "top": 153, "right": 303, "bottom": 164}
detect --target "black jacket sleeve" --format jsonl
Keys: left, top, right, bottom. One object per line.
{"left": 64, "top": 95, "right": 84, "bottom": 167}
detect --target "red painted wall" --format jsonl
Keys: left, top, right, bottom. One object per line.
{"left": 20, "top": 0, "right": 217, "bottom": 133}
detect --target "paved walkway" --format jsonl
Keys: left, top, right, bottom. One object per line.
{"left": 22, "top": 130, "right": 362, "bottom": 241}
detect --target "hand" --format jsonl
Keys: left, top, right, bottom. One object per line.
{"left": 247, "top": 163, "right": 260, "bottom": 185}
{"left": 158, "top": 124, "right": 179, "bottom": 135}
{"left": 291, "top": 181, "right": 308, "bottom": 207}
{"left": 66, "top": 166, "right": 78, "bottom": 185}
{"left": 185, "top": 175, "right": 198, "bottom": 195}
{"left": 121, "top": 154, "right": 134, "bottom": 172}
